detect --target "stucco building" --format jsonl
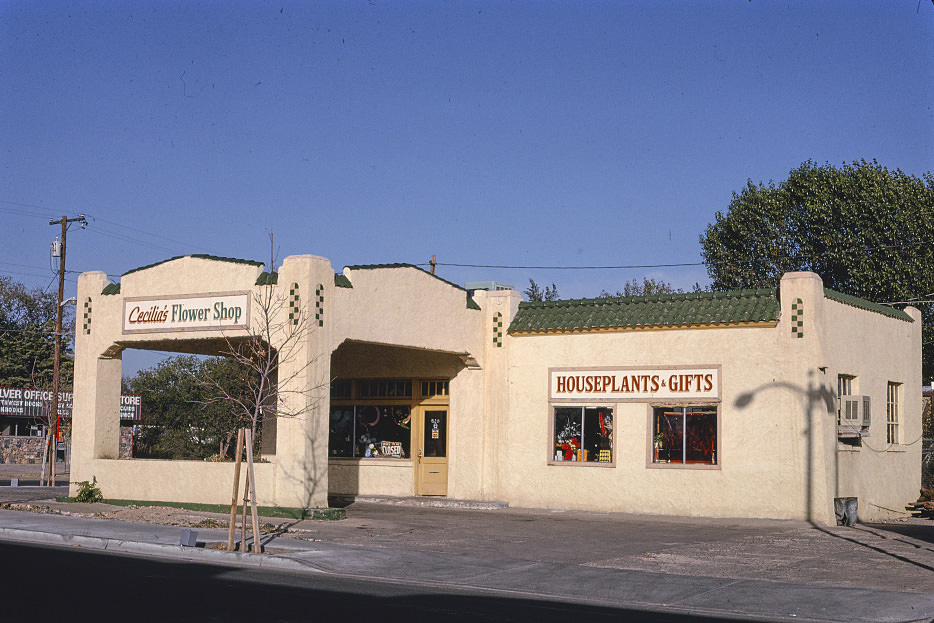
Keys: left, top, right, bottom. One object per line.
{"left": 71, "top": 254, "right": 922, "bottom": 524}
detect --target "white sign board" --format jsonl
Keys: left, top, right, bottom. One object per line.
{"left": 550, "top": 367, "right": 720, "bottom": 401}
{"left": 0, "top": 387, "right": 141, "bottom": 420}
{"left": 123, "top": 292, "right": 250, "bottom": 334}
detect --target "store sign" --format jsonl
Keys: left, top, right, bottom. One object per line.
{"left": 0, "top": 387, "right": 142, "bottom": 421}
{"left": 550, "top": 367, "right": 720, "bottom": 401}
{"left": 123, "top": 292, "right": 250, "bottom": 334}
{"left": 120, "top": 394, "right": 142, "bottom": 421}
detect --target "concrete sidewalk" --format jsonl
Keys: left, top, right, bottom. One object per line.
{"left": 0, "top": 487, "right": 932, "bottom": 623}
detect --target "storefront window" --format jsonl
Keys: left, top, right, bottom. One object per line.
{"left": 652, "top": 406, "right": 717, "bottom": 465}
{"left": 552, "top": 406, "right": 613, "bottom": 463}
{"left": 329, "top": 405, "right": 412, "bottom": 458}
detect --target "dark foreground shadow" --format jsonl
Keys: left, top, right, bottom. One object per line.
{"left": 0, "top": 541, "right": 739, "bottom": 623}
{"left": 862, "top": 522, "right": 934, "bottom": 546}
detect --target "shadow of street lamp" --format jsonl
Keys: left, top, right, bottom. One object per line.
{"left": 733, "top": 371, "right": 836, "bottom": 523}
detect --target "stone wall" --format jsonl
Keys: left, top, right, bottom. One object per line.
{"left": 0, "top": 427, "right": 134, "bottom": 463}
{"left": 119, "top": 427, "right": 133, "bottom": 459}
{"left": 0, "top": 436, "right": 45, "bottom": 464}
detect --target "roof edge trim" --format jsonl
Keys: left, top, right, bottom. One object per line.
{"left": 823, "top": 289, "right": 915, "bottom": 322}
{"left": 123, "top": 254, "right": 264, "bottom": 277}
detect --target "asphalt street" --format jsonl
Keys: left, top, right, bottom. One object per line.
{"left": 0, "top": 477, "right": 932, "bottom": 622}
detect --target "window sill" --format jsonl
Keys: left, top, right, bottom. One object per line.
{"left": 647, "top": 461, "right": 720, "bottom": 470}
{"left": 328, "top": 457, "right": 413, "bottom": 465}
{"left": 548, "top": 460, "right": 615, "bottom": 468}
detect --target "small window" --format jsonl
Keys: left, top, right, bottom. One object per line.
{"left": 330, "top": 380, "right": 352, "bottom": 399}
{"left": 421, "top": 380, "right": 449, "bottom": 398}
{"left": 359, "top": 380, "right": 412, "bottom": 399}
{"left": 552, "top": 406, "right": 613, "bottom": 463}
{"left": 837, "top": 375, "right": 855, "bottom": 423}
{"left": 886, "top": 382, "right": 900, "bottom": 445}
{"left": 652, "top": 406, "right": 717, "bottom": 465}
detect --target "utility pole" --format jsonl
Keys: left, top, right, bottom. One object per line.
{"left": 48, "top": 214, "right": 86, "bottom": 487}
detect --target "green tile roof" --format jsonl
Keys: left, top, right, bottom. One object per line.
{"left": 509, "top": 288, "right": 780, "bottom": 334}
{"left": 334, "top": 273, "right": 353, "bottom": 288}
{"left": 101, "top": 282, "right": 121, "bottom": 295}
{"left": 824, "top": 289, "right": 914, "bottom": 322}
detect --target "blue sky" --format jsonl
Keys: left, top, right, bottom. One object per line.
{"left": 2, "top": 1, "right": 933, "bottom": 373}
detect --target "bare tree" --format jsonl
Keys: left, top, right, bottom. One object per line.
{"left": 200, "top": 280, "right": 316, "bottom": 446}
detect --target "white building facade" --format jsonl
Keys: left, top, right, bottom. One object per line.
{"left": 71, "top": 255, "right": 922, "bottom": 524}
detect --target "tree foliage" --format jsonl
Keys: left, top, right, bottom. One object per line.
{"left": 524, "top": 278, "right": 559, "bottom": 302}
{"left": 0, "top": 276, "right": 74, "bottom": 388}
{"left": 701, "top": 159, "right": 934, "bottom": 377}
{"left": 600, "top": 277, "right": 681, "bottom": 298}
{"left": 125, "top": 355, "right": 258, "bottom": 460}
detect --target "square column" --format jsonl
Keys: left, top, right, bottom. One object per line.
{"left": 272, "top": 255, "right": 333, "bottom": 509}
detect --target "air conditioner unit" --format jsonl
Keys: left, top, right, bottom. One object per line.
{"left": 838, "top": 395, "right": 870, "bottom": 438}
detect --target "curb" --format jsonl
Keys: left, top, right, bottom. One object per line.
{"left": 335, "top": 495, "right": 508, "bottom": 510}
{"left": 0, "top": 526, "right": 325, "bottom": 575}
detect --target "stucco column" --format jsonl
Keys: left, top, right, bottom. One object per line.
{"left": 779, "top": 271, "right": 834, "bottom": 523}
{"left": 272, "top": 255, "right": 333, "bottom": 509}
{"left": 477, "top": 289, "right": 522, "bottom": 500}
{"left": 70, "top": 271, "right": 123, "bottom": 495}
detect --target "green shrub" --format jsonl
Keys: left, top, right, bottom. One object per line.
{"left": 74, "top": 477, "right": 103, "bottom": 503}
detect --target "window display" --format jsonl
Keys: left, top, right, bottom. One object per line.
{"left": 329, "top": 405, "right": 411, "bottom": 458}
{"left": 552, "top": 406, "right": 613, "bottom": 463}
{"left": 329, "top": 378, "right": 449, "bottom": 459}
{"left": 652, "top": 406, "right": 717, "bottom": 465}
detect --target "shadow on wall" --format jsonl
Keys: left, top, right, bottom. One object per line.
{"left": 273, "top": 382, "right": 330, "bottom": 513}
{"left": 734, "top": 370, "right": 836, "bottom": 524}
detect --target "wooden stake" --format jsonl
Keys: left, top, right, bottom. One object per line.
{"left": 49, "top": 433, "right": 56, "bottom": 487}
{"left": 227, "top": 428, "right": 245, "bottom": 551}
{"left": 39, "top": 433, "right": 50, "bottom": 487}
{"left": 245, "top": 428, "right": 262, "bottom": 553}
{"left": 241, "top": 455, "right": 249, "bottom": 551}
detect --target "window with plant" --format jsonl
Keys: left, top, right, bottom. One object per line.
{"left": 552, "top": 406, "right": 613, "bottom": 463}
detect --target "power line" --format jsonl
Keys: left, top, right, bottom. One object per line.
{"left": 425, "top": 261, "right": 705, "bottom": 270}
{"left": 0, "top": 199, "right": 210, "bottom": 257}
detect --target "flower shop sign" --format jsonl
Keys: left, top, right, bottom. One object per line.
{"left": 123, "top": 292, "right": 250, "bottom": 334}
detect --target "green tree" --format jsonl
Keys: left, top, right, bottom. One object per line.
{"left": 524, "top": 278, "right": 559, "bottom": 302}
{"left": 125, "top": 355, "right": 257, "bottom": 460}
{"left": 0, "top": 276, "right": 74, "bottom": 388}
{"left": 701, "top": 159, "right": 934, "bottom": 377}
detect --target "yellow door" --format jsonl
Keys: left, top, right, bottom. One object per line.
{"left": 415, "top": 407, "right": 448, "bottom": 496}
